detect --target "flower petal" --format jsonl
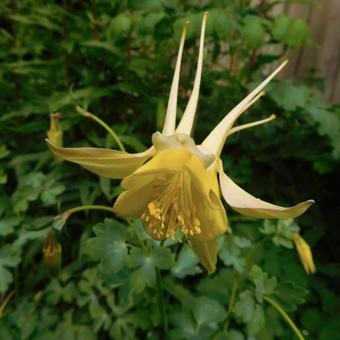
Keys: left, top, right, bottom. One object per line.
{"left": 193, "top": 188, "right": 229, "bottom": 240}
{"left": 162, "top": 21, "right": 189, "bottom": 136}
{"left": 191, "top": 238, "right": 219, "bottom": 274}
{"left": 184, "top": 154, "right": 229, "bottom": 240}
{"left": 202, "top": 60, "right": 288, "bottom": 156}
{"left": 113, "top": 183, "right": 156, "bottom": 218}
{"left": 292, "top": 233, "right": 316, "bottom": 274}
{"left": 46, "top": 139, "right": 154, "bottom": 179}
{"left": 121, "top": 148, "right": 192, "bottom": 189}
{"left": 219, "top": 166, "right": 314, "bottom": 219}
{"left": 176, "top": 12, "right": 208, "bottom": 135}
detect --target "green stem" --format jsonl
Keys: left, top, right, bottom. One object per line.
{"left": 156, "top": 268, "right": 168, "bottom": 334}
{"left": 264, "top": 296, "right": 305, "bottom": 340}
{"left": 76, "top": 106, "right": 126, "bottom": 152}
{"left": 224, "top": 274, "right": 240, "bottom": 331}
{"left": 127, "top": 219, "right": 148, "bottom": 253}
{"left": 224, "top": 238, "right": 266, "bottom": 331}
{"left": 0, "top": 290, "right": 14, "bottom": 318}
{"left": 61, "top": 204, "right": 114, "bottom": 220}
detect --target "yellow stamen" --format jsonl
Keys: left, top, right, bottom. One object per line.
{"left": 141, "top": 171, "right": 201, "bottom": 240}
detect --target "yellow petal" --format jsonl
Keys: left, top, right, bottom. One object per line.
{"left": 219, "top": 165, "right": 314, "bottom": 219}
{"left": 46, "top": 139, "right": 154, "bottom": 179}
{"left": 292, "top": 233, "right": 316, "bottom": 274}
{"left": 184, "top": 154, "right": 229, "bottom": 240}
{"left": 113, "top": 183, "right": 157, "bottom": 218}
{"left": 191, "top": 238, "right": 219, "bottom": 274}
{"left": 162, "top": 21, "right": 189, "bottom": 136}
{"left": 193, "top": 188, "right": 229, "bottom": 241}
{"left": 127, "top": 147, "right": 192, "bottom": 176}
{"left": 202, "top": 60, "right": 288, "bottom": 156}
{"left": 226, "top": 114, "right": 276, "bottom": 138}
{"left": 176, "top": 12, "right": 208, "bottom": 135}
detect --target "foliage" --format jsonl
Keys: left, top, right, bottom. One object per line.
{"left": 1, "top": 0, "right": 339, "bottom": 339}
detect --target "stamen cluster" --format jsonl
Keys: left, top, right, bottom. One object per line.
{"left": 141, "top": 171, "right": 201, "bottom": 239}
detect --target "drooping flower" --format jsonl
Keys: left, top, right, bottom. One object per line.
{"left": 47, "top": 13, "right": 314, "bottom": 273}
{"left": 292, "top": 233, "right": 316, "bottom": 274}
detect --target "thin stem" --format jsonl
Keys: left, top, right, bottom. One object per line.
{"left": 0, "top": 290, "right": 14, "bottom": 318}
{"left": 224, "top": 238, "right": 266, "bottom": 331}
{"left": 156, "top": 268, "right": 168, "bottom": 334}
{"left": 264, "top": 296, "right": 305, "bottom": 340}
{"left": 61, "top": 204, "right": 114, "bottom": 220}
{"left": 224, "top": 274, "right": 240, "bottom": 331}
{"left": 127, "top": 219, "right": 148, "bottom": 253}
{"left": 76, "top": 106, "right": 126, "bottom": 152}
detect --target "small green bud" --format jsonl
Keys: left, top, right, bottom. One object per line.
{"left": 47, "top": 113, "right": 63, "bottom": 148}
{"left": 43, "top": 229, "right": 62, "bottom": 276}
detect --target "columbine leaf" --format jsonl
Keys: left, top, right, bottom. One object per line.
{"left": 192, "top": 296, "right": 226, "bottom": 328}
{"left": 0, "top": 245, "right": 21, "bottom": 292}
{"left": 219, "top": 235, "right": 251, "bottom": 273}
{"left": 273, "top": 281, "right": 309, "bottom": 311}
{"left": 234, "top": 290, "right": 255, "bottom": 323}
{"left": 234, "top": 290, "right": 265, "bottom": 335}
{"left": 130, "top": 260, "right": 156, "bottom": 293}
{"left": 248, "top": 304, "right": 265, "bottom": 335}
{"left": 171, "top": 244, "right": 201, "bottom": 278}
{"left": 83, "top": 219, "right": 128, "bottom": 274}
{"left": 250, "top": 265, "right": 277, "bottom": 302}
{"left": 151, "top": 247, "right": 174, "bottom": 270}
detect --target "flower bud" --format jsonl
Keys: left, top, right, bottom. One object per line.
{"left": 292, "top": 233, "right": 316, "bottom": 274}
{"left": 47, "top": 113, "right": 63, "bottom": 148}
{"left": 43, "top": 229, "right": 62, "bottom": 276}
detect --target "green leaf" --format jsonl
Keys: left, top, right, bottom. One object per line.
{"left": 140, "top": 12, "right": 165, "bottom": 33}
{"left": 171, "top": 244, "right": 201, "bottom": 278}
{"left": 250, "top": 265, "right": 277, "bottom": 302}
{"left": 234, "top": 290, "right": 255, "bottom": 323}
{"left": 273, "top": 281, "right": 308, "bottom": 311}
{"left": 248, "top": 304, "right": 265, "bottom": 335}
{"left": 210, "top": 10, "right": 236, "bottom": 39}
{"left": 241, "top": 15, "right": 265, "bottom": 48}
{"left": 272, "top": 15, "right": 309, "bottom": 48}
{"left": 0, "top": 145, "right": 10, "bottom": 159}
{"left": 260, "top": 219, "right": 299, "bottom": 249}
{"left": 192, "top": 296, "right": 226, "bottom": 328}
{"left": 130, "top": 260, "right": 156, "bottom": 293}
{"left": 107, "top": 13, "right": 131, "bottom": 41}
{"left": 234, "top": 290, "right": 265, "bottom": 335}
{"left": 0, "top": 245, "right": 20, "bottom": 292}
{"left": 0, "top": 266, "right": 13, "bottom": 293}
{"left": 309, "top": 104, "right": 340, "bottom": 159}
{"left": 151, "top": 247, "right": 174, "bottom": 270}
{"left": 268, "top": 81, "right": 311, "bottom": 111}
{"left": 0, "top": 217, "right": 21, "bottom": 236}
{"left": 219, "top": 235, "right": 251, "bottom": 273}
{"left": 83, "top": 219, "right": 128, "bottom": 274}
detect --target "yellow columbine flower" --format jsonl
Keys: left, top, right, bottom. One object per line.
{"left": 47, "top": 13, "right": 314, "bottom": 273}
{"left": 292, "top": 233, "right": 316, "bottom": 274}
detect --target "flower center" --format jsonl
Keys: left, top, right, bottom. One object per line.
{"left": 141, "top": 171, "right": 201, "bottom": 240}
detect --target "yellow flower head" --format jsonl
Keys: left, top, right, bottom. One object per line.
{"left": 46, "top": 13, "right": 314, "bottom": 273}
{"left": 292, "top": 233, "right": 316, "bottom": 274}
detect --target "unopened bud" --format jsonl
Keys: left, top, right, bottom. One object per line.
{"left": 47, "top": 113, "right": 63, "bottom": 148}
{"left": 292, "top": 233, "right": 316, "bottom": 274}
{"left": 43, "top": 229, "right": 62, "bottom": 276}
